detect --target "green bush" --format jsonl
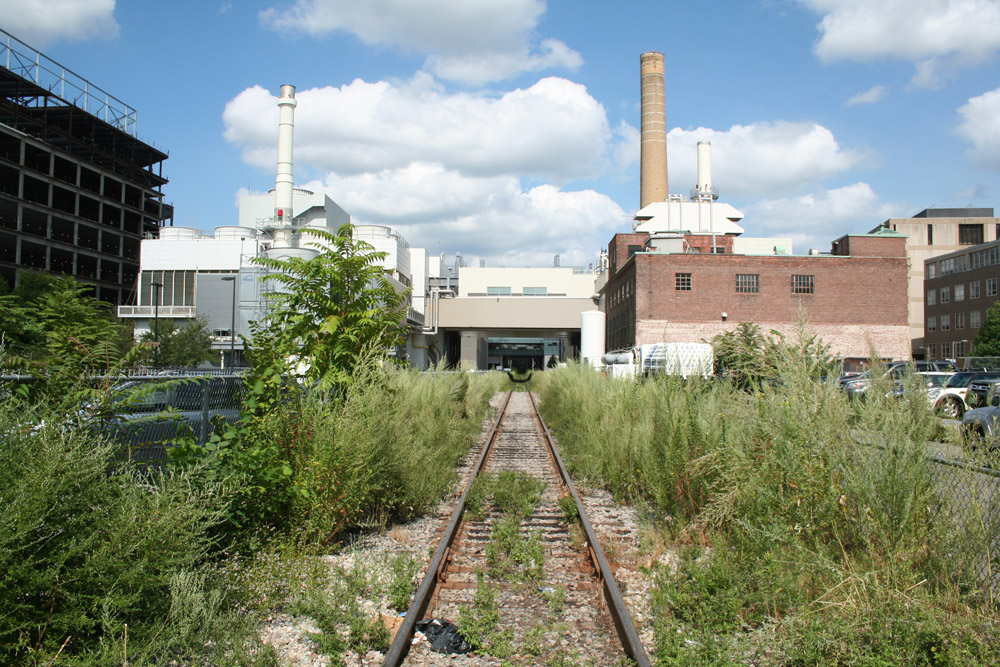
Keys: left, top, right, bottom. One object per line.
{"left": 0, "top": 399, "right": 277, "bottom": 665}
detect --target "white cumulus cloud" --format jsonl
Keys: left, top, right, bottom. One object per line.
{"left": 743, "top": 182, "right": 904, "bottom": 251}
{"left": 799, "top": 0, "right": 1000, "bottom": 87}
{"left": 259, "top": 0, "right": 581, "bottom": 84}
{"left": 957, "top": 87, "right": 1000, "bottom": 168}
{"left": 302, "top": 169, "right": 625, "bottom": 268}
{"left": 845, "top": 85, "right": 887, "bottom": 107}
{"left": 663, "top": 122, "right": 865, "bottom": 199}
{"left": 0, "top": 0, "right": 119, "bottom": 47}
{"left": 222, "top": 75, "right": 616, "bottom": 182}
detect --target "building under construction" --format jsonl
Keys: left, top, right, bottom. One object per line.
{"left": 0, "top": 28, "right": 172, "bottom": 304}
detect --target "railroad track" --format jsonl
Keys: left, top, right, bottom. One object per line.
{"left": 384, "top": 390, "right": 649, "bottom": 666}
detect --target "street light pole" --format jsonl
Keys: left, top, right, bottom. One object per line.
{"left": 151, "top": 281, "right": 162, "bottom": 369}
{"left": 222, "top": 276, "right": 237, "bottom": 369}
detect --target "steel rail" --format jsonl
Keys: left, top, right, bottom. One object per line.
{"left": 528, "top": 391, "right": 651, "bottom": 667}
{"left": 382, "top": 389, "right": 513, "bottom": 666}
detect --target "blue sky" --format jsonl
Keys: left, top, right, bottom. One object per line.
{"left": 5, "top": 0, "right": 1000, "bottom": 268}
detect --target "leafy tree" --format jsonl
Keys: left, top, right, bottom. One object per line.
{"left": 33, "top": 276, "right": 128, "bottom": 372}
{"left": 711, "top": 322, "right": 770, "bottom": 390}
{"left": 973, "top": 301, "right": 1000, "bottom": 356}
{"left": 138, "top": 317, "right": 216, "bottom": 368}
{"left": 249, "top": 223, "right": 409, "bottom": 390}
{"left": 711, "top": 319, "right": 837, "bottom": 389}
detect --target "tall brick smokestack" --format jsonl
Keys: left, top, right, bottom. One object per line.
{"left": 640, "top": 52, "right": 667, "bottom": 209}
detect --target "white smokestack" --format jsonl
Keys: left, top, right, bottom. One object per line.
{"left": 275, "top": 84, "right": 296, "bottom": 225}
{"left": 696, "top": 141, "right": 712, "bottom": 194}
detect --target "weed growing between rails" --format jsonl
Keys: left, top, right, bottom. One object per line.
{"left": 535, "top": 350, "right": 1000, "bottom": 663}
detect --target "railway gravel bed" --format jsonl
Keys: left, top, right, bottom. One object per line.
{"left": 258, "top": 391, "right": 658, "bottom": 666}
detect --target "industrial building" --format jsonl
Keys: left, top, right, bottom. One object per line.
{"left": 118, "top": 85, "right": 428, "bottom": 367}
{"left": 427, "top": 263, "right": 598, "bottom": 370}
{"left": 0, "top": 28, "right": 172, "bottom": 304}
{"left": 594, "top": 52, "right": 912, "bottom": 367}
{"left": 923, "top": 238, "right": 1000, "bottom": 360}
{"left": 869, "top": 208, "right": 1000, "bottom": 357}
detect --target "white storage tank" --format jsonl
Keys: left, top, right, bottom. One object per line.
{"left": 159, "top": 227, "right": 203, "bottom": 240}
{"left": 263, "top": 246, "right": 319, "bottom": 262}
{"left": 214, "top": 226, "right": 258, "bottom": 240}
{"left": 580, "top": 310, "right": 606, "bottom": 368}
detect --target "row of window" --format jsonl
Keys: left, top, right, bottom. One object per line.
{"left": 927, "top": 311, "right": 983, "bottom": 332}
{"left": 485, "top": 286, "right": 548, "bottom": 296}
{"left": 926, "top": 278, "right": 997, "bottom": 305}
{"left": 928, "top": 341, "right": 968, "bottom": 359}
{"left": 675, "top": 273, "right": 815, "bottom": 294}
{"left": 927, "top": 244, "right": 1000, "bottom": 278}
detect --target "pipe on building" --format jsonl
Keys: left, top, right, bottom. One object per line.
{"left": 640, "top": 52, "right": 668, "bottom": 209}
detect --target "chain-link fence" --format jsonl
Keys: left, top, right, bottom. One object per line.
{"left": 2, "top": 371, "right": 245, "bottom": 467}
{"left": 927, "top": 453, "right": 1000, "bottom": 596}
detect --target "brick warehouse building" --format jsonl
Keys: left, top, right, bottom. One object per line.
{"left": 0, "top": 29, "right": 172, "bottom": 305}
{"left": 602, "top": 229, "right": 912, "bottom": 365}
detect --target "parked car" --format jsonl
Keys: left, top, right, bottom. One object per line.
{"left": 887, "top": 372, "right": 953, "bottom": 400}
{"left": 961, "top": 384, "right": 1000, "bottom": 449}
{"left": 966, "top": 376, "right": 1000, "bottom": 409}
{"left": 841, "top": 361, "right": 956, "bottom": 398}
{"left": 928, "top": 371, "right": 1000, "bottom": 419}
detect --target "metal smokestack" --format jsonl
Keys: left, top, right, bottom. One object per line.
{"left": 275, "top": 84, "right": 297, "bottom": 226}
{"left": 696, "top": 141, "right": 712, "bottom": 195}
{"left": 640, "top": 52, "right": 667, "bottom": 209}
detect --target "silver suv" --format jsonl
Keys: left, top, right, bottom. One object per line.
{"left": 961, "top": 384, "right": 1000, "bottom": 449}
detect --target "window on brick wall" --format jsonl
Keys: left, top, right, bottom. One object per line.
{"left": 989, "top": 278, "right": 998, "bottom": 297}
{"left": 955, "top": 340, "right": 967, "bottom": 357}
{"left": 928, "top": 316, "right": 937, "bottom": 332}
{"left": 972, "top": 311, "right": 981, "bottom": 328}
{"left": 675, "top": 273, "right": 692, "bottom": 291}
{"left": 927, "top": 263, "right": 936, "bottom": 279}
{"left": 943, "top": 342, "right": 952, "bottom": 358}
{"left": 956, "top": 312, "right": 965, "bottom": 329}
{"left": 791, "top": 274, "right": 814, "bottom": 294}
{"left": 940, "top": 287, "right": 950, "bottom": 304}
{"left": 929, "top": 343, "right": 937, "bottom": 359}
{"left": 971, "top": 281, "right": 981, "bottom": 299}
{"left": 926, "top": 289, "right": 936, "bottom": 306}
{"left": 941, "top": 314, "right": 951, "bottom": 331}
{"left": 955, "top": 284, "right": 965, "bottom": 301}
{"left": 736, "top": 273, "right": 759, "bottom": 294}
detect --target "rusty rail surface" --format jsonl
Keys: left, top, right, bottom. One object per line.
{"left": 383, "top": 390, "right": 650, "bottom": 666}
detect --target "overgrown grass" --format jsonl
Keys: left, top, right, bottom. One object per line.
{"left": 0, "top": 365, "right": 502, "bottom": 665}
{"left": 534, "top": 356, "right": 1000, "bottom": 664}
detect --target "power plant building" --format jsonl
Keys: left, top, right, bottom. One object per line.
{"left": 598, "top": 52, "right": 912, "bottom": 365}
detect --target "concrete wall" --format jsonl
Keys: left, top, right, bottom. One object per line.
{"left": 457, "top": 266, "right": 596, "bottom": 298}
{"left": 438, "top": 296, "right": 595, "bottom": 329}
{"left": 636, "top": 320, "right": 911, "bottom": 360}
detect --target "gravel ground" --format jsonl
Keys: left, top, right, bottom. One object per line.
{"left": 258, "top": 392, "right": 661, "bottom": 666}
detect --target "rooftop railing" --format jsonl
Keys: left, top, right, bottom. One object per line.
{"left": 0, "top": 27, "right": 137, "bottom": 136}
